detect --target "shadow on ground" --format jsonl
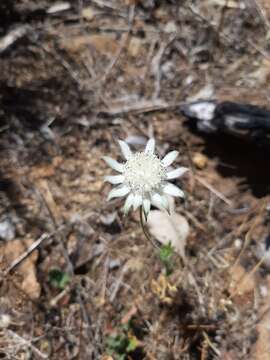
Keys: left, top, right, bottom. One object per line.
{"left": 185, "top": 122, "right": 270, "bottom": 198}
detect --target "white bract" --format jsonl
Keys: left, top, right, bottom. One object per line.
{"left": 103, "top": 139, "right": 188, "bottom": 216}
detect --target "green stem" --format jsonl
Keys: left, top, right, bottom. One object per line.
{"left": 139, "top": 207, "right": 158, "bottom": 248}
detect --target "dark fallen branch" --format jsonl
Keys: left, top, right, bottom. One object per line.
{"left": 180, "top": 101, "right": 270, "bottom": 147}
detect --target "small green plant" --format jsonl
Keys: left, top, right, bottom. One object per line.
{"left": 159, "top": 242, "right": 174, "bottom": 275}
{"left": 49, "top": 269, "right": 70, "bottom": 289}
{"left": 106, "top": 322, "right": 138, "bottom": 360}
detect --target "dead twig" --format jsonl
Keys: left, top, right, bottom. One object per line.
{"left": 252, "top": 0, "right": 270, "bottom": 30}
{"left": 202, "top": 331, "right": 221, "bottom": 357}
{"left": 0, "top": 26, "right": 29, "bottom": 53}
{"left": 195, "top": 175, "right": 233, "bottom": 207}
{"left": 100, "top": 98, "right": 174, "bottom": 116}
{"left": 36, "top": 180, "right": 99, "bottom": 357}
{"left": 231, "top": 200, "right": 266, "bottom": 270}
{"left": 3, "top": 228, "right": 64, "bottom": 275}
{"left": 216, "top": 0, "right": 230, "bottom": 34}
{"left": 6, "top": 329, "right": 48, "bottom": 359}
{"left": 98, "top": 3, "right": 136, "bottom": 84}
{"left": 39, "top": 43, "right": 83, "bottom": 89}
{"left": 229, "top": 256, "right": 265, "bottom": 300}
{"left": 151, "top": 34, "right": 176, "bottom": 99}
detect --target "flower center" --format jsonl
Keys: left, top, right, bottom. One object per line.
{"left": 124, "top": 152, "right": 166, "bottom": 194}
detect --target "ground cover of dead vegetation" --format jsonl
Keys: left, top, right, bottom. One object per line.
{"left": 1, "top": 0, "right": 270, "bottom": 359}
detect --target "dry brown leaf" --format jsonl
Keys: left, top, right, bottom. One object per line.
{"left": 251, "top": 275, "right": 270, "bottom": 359}
{"left": 229, "top": 264, "right": 255, "bottom": 296}
{"left": 60, "top": 35, "right": 119, "bottom": 56}
{"left": 147, "top": 210, "right": 189, "bottom": 259}
{"left": 246, "top": 59, "right": 270, "bottom": 86}
{"left": 2, "top": 239, "right": 40, "bottom": 300}
{"left": 257, "top": 0, "right": 270, "bottom": 21}
{"left": 29, "top": 156, "right": 62, "bottom": 181}
{"left": 253, "top": 315, "right": 270, "bottom": 360}
{"left": 36, "top": 179, "right": 61, "bottom": 224}
{"left": 229, "top": 264, "right": 256, "bottom": 308}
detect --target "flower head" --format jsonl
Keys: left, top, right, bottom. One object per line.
{"left": 103, "top": 138, "right": 188, "bottom": 216}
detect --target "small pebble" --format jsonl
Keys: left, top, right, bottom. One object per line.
{"left": 260, "top": 285, "right": 268, "bottom": 297}
{"left": 234, "top": 238, "right": 242, "bottom": 249}
{"left": 0, "top": 314, "right": 11, "bottom": 328}
{"left": 192, "top": 152, "right": 208, "bottom": 169}
{"left": 100, "top": 212, "right": 117, "bottom": 226}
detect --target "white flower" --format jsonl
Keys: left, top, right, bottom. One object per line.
{"left": 103, "top": 138, "right": 188, "bottom": 216}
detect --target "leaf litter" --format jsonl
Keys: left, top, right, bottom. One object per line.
{"left": 0, "top": 0, "right": 270, "bottom": 359}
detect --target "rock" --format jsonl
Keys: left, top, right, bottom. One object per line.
{"left": 81, "top": 7, "right": 95, "bottom": 21}
{"left": 192, "top": 152, "right": 208, "bottom": 169}
{"left": 100, "top": 212, "right": 117, "bottom": 226}
{"left": 0, "top": 314, "right": 11, "bottom": 328}
{"left": 0, "top": 217, "right": 15, "bottom": 241}
{"left": 164, "top": 21, "right": 177, "bottom": 33}
{"left": 128, "top": 37, "right": 142, "bottom": 57}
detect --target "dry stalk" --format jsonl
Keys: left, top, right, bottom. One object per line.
{"left": 195, "top": 175, "right": 232, "bottom": 207}
{"left": 231, "top": 199, "right": 267, "bottom": 270}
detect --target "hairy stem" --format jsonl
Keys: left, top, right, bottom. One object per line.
{"left": 139, "top": 207, "right": 158, "bottom": 248}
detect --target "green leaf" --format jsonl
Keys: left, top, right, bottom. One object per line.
{"left": 126, "top": 337, "right": 138, "bottom": 352}
{"left": 158, "top": 243, "right": 175, "bottom": 275}
{"left": 49, "top": 269, "right": 70, "bottom": 289}
{"left": 159, "top": 243, "right": 174, "bottom": 263}
{"left": 106, "top": 333, "right": 128, "bottom": 354}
